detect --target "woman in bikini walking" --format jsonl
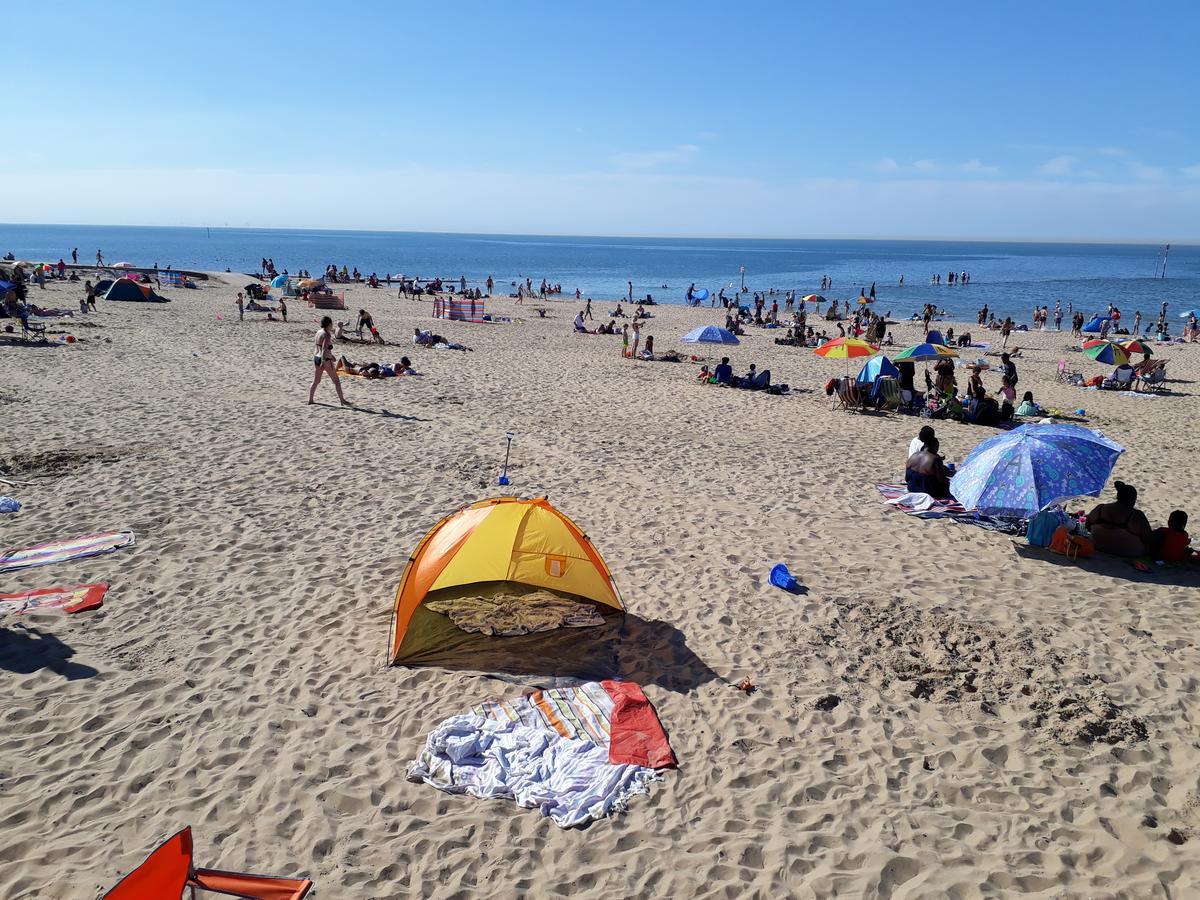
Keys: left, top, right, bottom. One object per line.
{"left": 309, "top": 316, "right": 351, "bottom": 406}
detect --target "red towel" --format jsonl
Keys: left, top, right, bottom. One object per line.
{"left": 602, "top": 680, "right": 676, "bottom": 769}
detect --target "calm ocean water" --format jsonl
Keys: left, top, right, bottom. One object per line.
{"left": 2, "top": 224, "right": 1196, "bottom": 324}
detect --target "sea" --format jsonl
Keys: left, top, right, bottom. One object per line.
{"left": 2, "top": 224, "right": 1196, "bottom": 324}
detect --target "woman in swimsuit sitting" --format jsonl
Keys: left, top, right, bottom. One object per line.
{"left": 1085, "top": 481, "right": 1152, "bottom": 557}
{"left": 905, "top": 436, "right": 953, "bottom": 498}
{"left": 309, "top": 316, "right": 351, "bottom": 405}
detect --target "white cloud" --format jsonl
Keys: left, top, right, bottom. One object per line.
{"left": 610, "top": 144, "right": 698, "bottom": 170}
{"left": 1129, "top": 162, "right": 1166, "bottom": 180}
{"left": 870, "top": 158, "right": 996, "bottom": 176}
{"left": 1037, "top": 155, "right": 1078, "bottom": 176}
{"left": 959, "top": 159, "right": 1000, "bottom": 175}
{"left": 3, "top": 165, "right": 1198, "bottom": 241}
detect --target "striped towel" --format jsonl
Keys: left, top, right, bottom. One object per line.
{"left": 408, "top": 681, "right": 675, "bottom": 827}
{"left": 875, "top": 483, "right": 971, "bottom": 516}
{"left": 875, "top": 484, "right": 1026, "bottom": 536}
{"left": 0, "top": 531, "right": 135, "bottom": 573}
{"left": 0, "top": 583, "right": 108, "bottom": 616}
{"left": 474, "top": 681, "right": 614, "bottom": 744}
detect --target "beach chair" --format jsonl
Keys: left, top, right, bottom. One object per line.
{"left": 834, "top": 378, "right": 863, "bottom": 411}
{"left": 20, "top": 318, "right": 47, "bottom": 341}
{"left": 105, "top": 826, "right": 312, "bottom": 899}
{"left": 1136, "top": 360, "right": 1168, "bottom": 392}
{"left": 1054, "top": 359, "right": 1081, "bottom": 384}
{"left": 875, "top": 376, "right": 904, "bottom": 411}
{"left": 1102, "top": 366, "right": 1135, "bottom": 391}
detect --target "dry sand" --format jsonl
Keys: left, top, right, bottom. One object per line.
{"left": 1, "top": 273, "right": 1199, "bottom": 898}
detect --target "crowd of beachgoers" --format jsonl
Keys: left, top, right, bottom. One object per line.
{"left": 3, "top": 246, "right": 1199, "bottom": 898}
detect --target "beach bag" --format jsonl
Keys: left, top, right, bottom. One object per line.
{"left": 1027, "top": 508, "right": 1066, "bottom": 547}
{"left": 1049, "top": 525, "right": 1094, "bottom": 560}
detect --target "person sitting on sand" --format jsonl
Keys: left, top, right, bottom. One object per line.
{"left": 1016, "top": 391, "right": 1040, "bottom": 417}
{"left": 714, "top": 356, "right": 733, "bottom": 384}
{"left": 1085, "top": 481, "right": 1153, "bottom": 558}
{"left": 966, "top": 365, "right": 984, "bottom": 398}
{"left": 905, "top": 436, "right": 953, "bottom": 498}
{"left": 908, "top": 424, "right": 935, "bottom": 462}
{"left": 574, "top": 311, "right": 589, "bottom": 333}
{"left": 997, "top": 375, "right": 1016, "bottom": 404}
{"left": 611, "top": 303, "right": 627, "bottom": 318}
{"left": 640, "top": 335, "right": 655, "bottom": 360}
{"left": 1151, "top": 510, "right": 1191, "bottom": 562}
{"left": 934, "top": 357, "right": 956, "bottom": 393}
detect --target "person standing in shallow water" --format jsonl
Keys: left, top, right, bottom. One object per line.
{"left": 309, "top": 316, "right": 350, "bottom": 406}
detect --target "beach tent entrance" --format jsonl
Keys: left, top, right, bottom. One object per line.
{"left": 389, "top": 497, "right": 624, "bottom": 667}
{"left": 105, "top": 279, "right": 168, "bottom": 302}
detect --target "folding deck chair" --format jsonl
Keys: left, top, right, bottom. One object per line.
{"left": 105, "top": 827, "right": 312, "bottom": 899}
{"left": 834, "top": 377, "right": 864, "bottom": 411}
{"left": 1054, "top": 359, "right": 1082, "bottom": 384}
{"left": 1135, "top": 359, "right": 1168, "bottom": 391}
{"left": 874, "top": 376, "right": 904, "bottom": 411}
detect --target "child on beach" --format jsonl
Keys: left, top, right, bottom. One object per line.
{"left": 1151, "top": 511, "right": 1191, "bottom": 562}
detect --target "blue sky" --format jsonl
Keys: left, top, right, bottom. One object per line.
{"left": 8, "top": 0, "right": 1199, "bottom": 239}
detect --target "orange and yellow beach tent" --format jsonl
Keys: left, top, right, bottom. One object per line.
{"left": 389, "top": 497, "right": 624, "bottom": 664}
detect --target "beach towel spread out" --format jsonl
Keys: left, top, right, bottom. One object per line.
{"left": 408, "top": 680, "right": 674, "bottom": 827}
{"left": 0, "top": 583, "right": 108, "bottom": 617}
{"left": 875, "top": 484, "right": 1025, "bottom": 535}
{"left": 425, "top": 593, "right": 606, "bottom": 636}
{"left": 0, "top": 531, "right": 135, "bottom": 573}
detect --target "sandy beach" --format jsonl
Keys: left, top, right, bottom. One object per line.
{"left": 2, "top": 273, "right": 1199, "bottom": 898}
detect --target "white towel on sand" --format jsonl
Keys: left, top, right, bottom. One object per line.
{"left": 407, "top": 714, "right": 656, "bottom": 828}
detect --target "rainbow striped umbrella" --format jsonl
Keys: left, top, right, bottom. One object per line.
{"left": 1119, "top": 338, "right": 1153, "bottom": 357}
{"left": 893, "top": 342, "right": 959, "bottom": 362}
{"left": 802, "top": 294, "right": 826, "bottom": 304}
{"left": 1082, "top": 339, "right": 1130, "bottom": 366}
{"left": 815, "top": 337, "right": 878, "bottom": 373}
{"left": 814, "top": 337, "right": 878, "bottom": 359}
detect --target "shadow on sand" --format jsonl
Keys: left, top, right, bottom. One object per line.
{"left": 1014, "top": 543, "right": 1200, "bottom": 588}
{"left": 394, "top": 606, "right": 720, "bottom": 693}
{"left": 0, "top": 624, "right": 100, "bottom": 680}
{"left": 310, "top": 400, "right": 429, "bottom": 421}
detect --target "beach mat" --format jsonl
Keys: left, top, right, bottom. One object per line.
{"left": 0, "top": 531, "right": 135, "bottom": 573}
{"left": 0, "top": 583, "right": 108, "bottom": 616}
{"left": 875, "top": 484, "right": 1025, "bottom": 535}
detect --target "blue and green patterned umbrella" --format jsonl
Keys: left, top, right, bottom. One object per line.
{"left": 949, "top": 423, "right": 1124, "bottom": 519}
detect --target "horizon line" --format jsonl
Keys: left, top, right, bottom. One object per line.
{"left": 0, "top": 221, "right": 1194, "bottom": 248}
